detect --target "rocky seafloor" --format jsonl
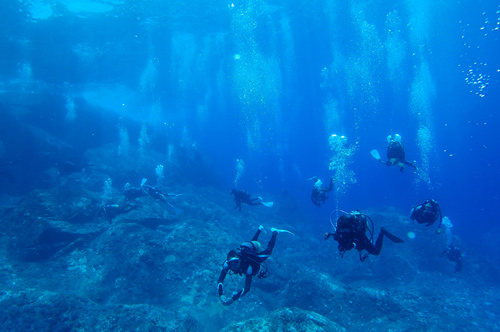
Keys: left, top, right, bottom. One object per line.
{"left": 0, "top": 146, "right": 499, "bottom": 332}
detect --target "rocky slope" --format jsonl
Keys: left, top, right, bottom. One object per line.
{"left": 0, "top": 146, "right": 498, "bottom": 332}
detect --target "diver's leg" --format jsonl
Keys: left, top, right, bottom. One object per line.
{"left": 249, "top": 198, "right": 262, "bottom": 206}
{"left": 365, "top": 228, "right": 403, "bottom": 255}
{"left": 251, "top": 228, "right": 262, "bottom": 241}
{"left": 259, "top": 231, "right": 278, "bottom": 256}
{"left": 365, "top": 234, "right": 383, "bottom": 256}
{"left": 380, "top": 227, "right": 404, "bottom": 243}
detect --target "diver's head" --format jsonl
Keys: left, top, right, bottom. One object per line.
{"left": 314, "top": 179, "right": 323, "bottom": 189}
{"left": 226, "top": 249, "right": 241, "bottom": 271}
{"left": 387, "top": 134, "right": 402, "bottom": 143}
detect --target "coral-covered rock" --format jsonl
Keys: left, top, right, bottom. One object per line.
{"left": 220, "top": 307, "right": 347, "bottom": 332}
{"left": 0, "top": 289, "right": 203, "bottom": 332}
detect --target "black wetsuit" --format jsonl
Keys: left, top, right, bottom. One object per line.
{"left": 410, "top": 199, "right": 442, "bottom": 228}
{"left": 324, "top": 214, "right": 403, "bottom": 261}
{"left": 124, "top": 186, "right": 149, "bottom": 201}
{"left": 98, "top": 203, "right": 136, "bottom": 223}
{"left": 124, "top": 185, "right": 174, "bottom": 202}
{"left": 386, "top": 141, "right": 417, "bottom": 171}
{"left": 142, "top": 185, "right": 169, "bottom": 201}
{"left": 217, "top": 228, "right": 277, "bottom": 301}
{"left": 311, "top": 178, "right": 333, "bottom": 207}
{"left": 231, "top": 189, "right": 261, "bottom": 212}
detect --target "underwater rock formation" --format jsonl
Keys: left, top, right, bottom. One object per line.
{"left": 0, "top": 148, "right": 499, "bottom": 332}
{"left": 220, "top": 307, "right": 347, "bottom": 332}
{"left": 0, "top": 289, "right": 203, "bottom": 332}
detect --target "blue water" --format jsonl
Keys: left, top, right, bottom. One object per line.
{"left": 1, "top": 0, "right": 499, "bottom": 253}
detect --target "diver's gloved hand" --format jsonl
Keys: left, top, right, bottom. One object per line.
{"left": 220, "top": 295, "right": 233, "bottom": 306}
{"left": 323, "top": 232, "right": 333, "bottom": 240}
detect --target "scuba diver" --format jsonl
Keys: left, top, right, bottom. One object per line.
{"left": 97, "top": 203, "right": 136, "bottom": 223}
{"left": 441, "top": 245, "right": 463, "bottom": 273}
{"left": 123, "top": 181, "right": 149, "bottom": 201}
{"left": 308, "top": 176, "right": 334, "bottom": 207}
{"left": 123, "top": 179, "right": 183, "bottom": 213}
{"left": 323, "top": 210, "right": 404, "bottom": 262}
{"left": 142, "top": 184, "right": 182, "bottom": 202}
{"left": 371, "top": 134, "right": 417, "bottom": 172}
{"left": 217, "top": 225, "right": 293, "bottom": 306}
{"left": 230, "top": 189, "right": 273, "bottom": 212}
{"left": 410, "top": 199, "right": 442, "bottom": 232}
{"left": 123, "top": 179, "right": 183, "bottom": 202}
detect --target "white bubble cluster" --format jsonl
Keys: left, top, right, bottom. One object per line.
{"left": 458, "top": 5, "right": 500, "bottom": 98}
{"left": 415, "top": 125, "right": 434, "bottom": 190}
{"left": 328, "top": 134, "right": 357, "bottom": 196}
{"left": 462, "top": 62, "right": 490, "bottom": 98}
{"left": 234, "top": 159, "right": 245, "bottom": 188}
{"left": 102, "top": 178, "right": 113, "bottom": 204}
{"left": 156, "top": 165, "right": 164, "bottom": 186}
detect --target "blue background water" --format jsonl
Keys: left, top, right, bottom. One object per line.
{"left": 0, "top": 0, "right": 499, "bottom": 250}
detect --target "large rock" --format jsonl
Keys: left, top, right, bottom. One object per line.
{"left": 220, "top": 307, "right": 347, "bottom": 332}
{"left": 4, "top": 188, "right": 104, "bottom": 262}
{"left": 0, "top": 289, "right": 203, "bottom": 332}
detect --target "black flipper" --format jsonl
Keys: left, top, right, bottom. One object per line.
{"left": 381, "top": 227, "right": 404, "bottom": 243}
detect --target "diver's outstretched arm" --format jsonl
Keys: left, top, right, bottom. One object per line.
{"left": 217, "top": 269, "right": 227, "bottom": 296}
{"left": 323, "top": 232, "right": 334, "bottom": 240}
{"left": 402, "top": 160, "right": 418, "bottom": 170}
{"left": 230, "top": 274, "right": 252, "bottom": 302}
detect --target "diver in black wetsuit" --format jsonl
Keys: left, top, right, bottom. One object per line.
{"left": 310, "top": 177, "right": 334, "bottom": 207}
{"left": 230, "top": 189, "right": 262, "bottom": 212}
{"left": 441, "top": 246, "right": 462, "bottom": 272}
{"left": 323, "top": 211, "right": 404, "bottom": 261}
{"left": 97, "top": 203, "right": 136, "bottom": 223}
{"left": 378, "top": 134, "right": 417, "bottom": 172}
{"left": 410, "top": 199, "right": 442, "bottom": 231}
{"left": 123, "top": 183, "right": 149, "bottom": 201}
{"left": 217, "top": 226, "right": 293, "bottom": 306}
{"left": 123, "top": 182, "right": 181, "bottom": 202}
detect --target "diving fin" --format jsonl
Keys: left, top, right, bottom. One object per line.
{"left": 271, "top": 228, "right": 295, "bottom": 236}
{"left": 258, "top": 197, "right": 273, "bottom": 208}
{"left": 370, "top": 149, "right": 381, "bottom": 160}
{"left": 381, "top": 227, "right": 404, "bottom": 243}
{"left": 258, "top": 225, "right": 268, "bottom": 234}
{"left": 261, "top": 201, "right": 274, "bottom": 208}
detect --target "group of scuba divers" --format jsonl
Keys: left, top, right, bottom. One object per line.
{"left": 218, "top": 134, "right": 462, "bottom": 306}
